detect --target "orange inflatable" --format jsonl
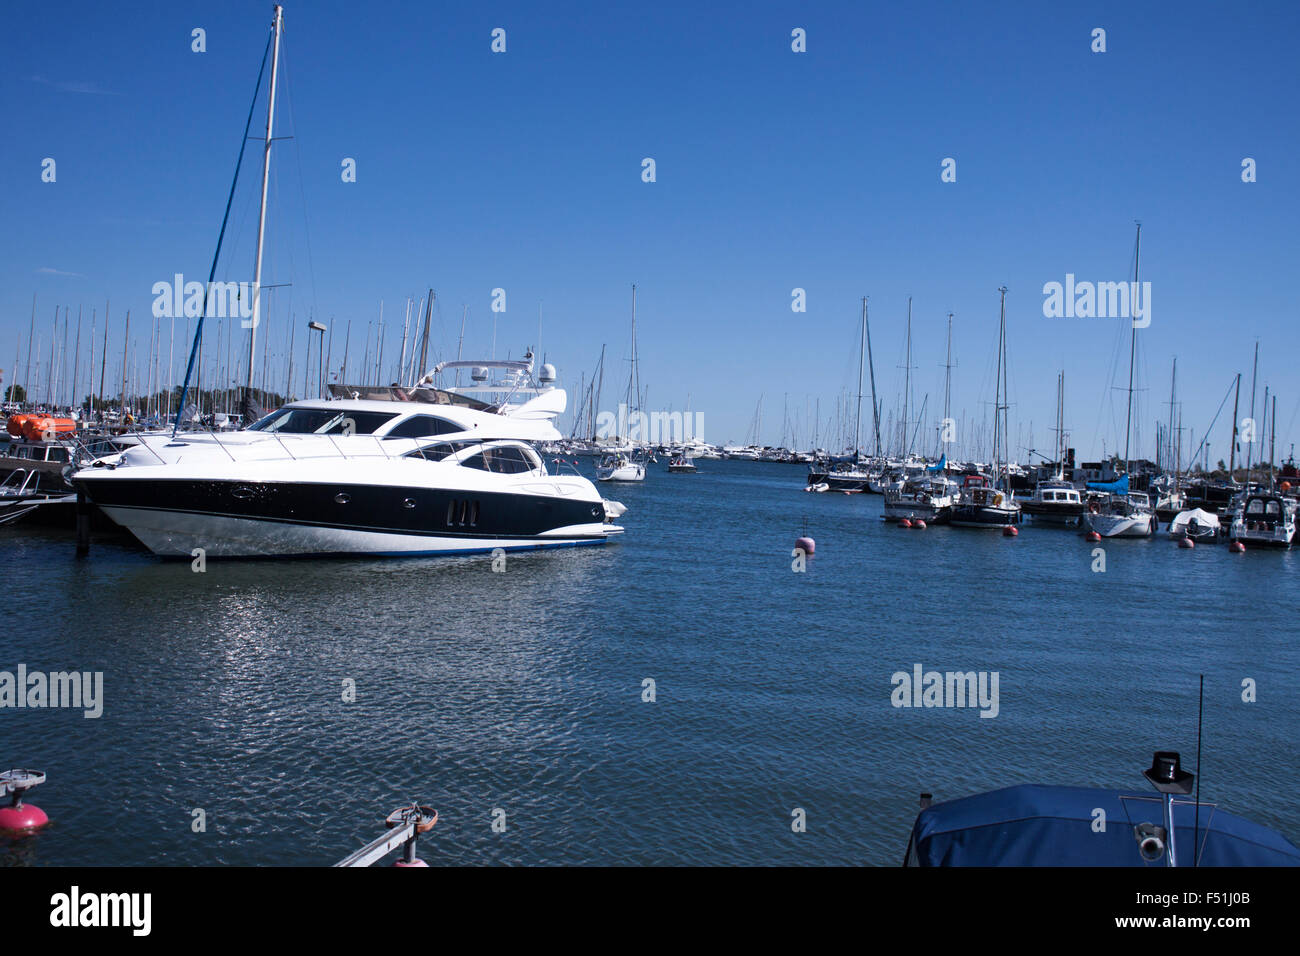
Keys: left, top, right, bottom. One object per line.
{"left": 18, "top": 416, "right": 76, "bottom": 441}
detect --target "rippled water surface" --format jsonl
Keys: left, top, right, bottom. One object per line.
{"left": 2, "top": 460, "right": 1297, "bottom": 865}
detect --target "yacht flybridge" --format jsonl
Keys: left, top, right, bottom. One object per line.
{"left": 71, "top": 356, "right": 628, "bottom": 558}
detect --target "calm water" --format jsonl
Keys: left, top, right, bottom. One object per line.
{"left": 2, "top": 460, "right": 1297, "bottom": 866}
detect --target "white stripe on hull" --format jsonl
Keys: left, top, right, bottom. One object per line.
{"left": 102, "top": 507, "right": 620, "bottom": 558}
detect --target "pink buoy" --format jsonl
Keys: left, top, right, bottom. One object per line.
{"left": 899, "top": 518, "right": 912, "bottom": 528}
{"left": 393, "top": 858, "right": 429, "bottom": 867}
{"left": 914, "top": 519, "right": 927, "bottom": 530}
{"left": 795, "top": 536, "right": 815, "bottom": 556}
{"left": 1230, "top": 541, "right": 1246, "bottom": 553}
{"left": 1085, "top": 531, "right": 1101, "bottom": 542}
{"left": 1003, "top": 525, "right": 1018, "bottom": 537}
{"left": 1178, "top": 537, "right": 1195, "bottom": 549}
{"left": 0, "top": 803, "right": 48, "bottom": 832}
{"left": 0, "top": 769, "right": 49, "bottom": 833}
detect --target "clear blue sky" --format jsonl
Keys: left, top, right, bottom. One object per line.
{"left": 3, "top": 1, "right": 1297, "bottom": 463}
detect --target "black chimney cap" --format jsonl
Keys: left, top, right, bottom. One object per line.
{"left": 1143, "top": 751, "right": 1194, "bottom": 794}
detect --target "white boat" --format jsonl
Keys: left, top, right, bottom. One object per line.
{"left": 883, "top": 474, "right": 960, "bottom": 523}
{"left": 1229, "top": 492, "right": 1298, "bottom": 548}
{"left": 72, "top": 357, "right": 627, "bottom": 558}
{"left": 596, "top": 452, "right": 646, "bottom": 482}
{"left": 1167, "top": 508, "right": 1220, "bottom": 541}
{"left": 1084, "top": 492, "right": 1155, "bottom": 538}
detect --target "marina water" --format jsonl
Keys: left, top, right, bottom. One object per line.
{"left": 2, "top": 460, "right": 1296, "bottom": 865}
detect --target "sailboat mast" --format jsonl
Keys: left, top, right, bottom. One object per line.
{"left": 854, "top": 297, "right": 865, "bottom": 459}
{"left": 942, "top": 313, "right": 953, "bottom": 458}
{"left": 1245, "top": 340, "right": 1258, "bottom": 476}
{"left": 1123, "top": 221, "right": 1140, "bottom": 473}
{"left": 864, "top": 297, "right": 881, "bottom": 457}
{"left": 903, "top": 296, "right": 912, "bottom": 456}
{"left": 630, "top": 284, "right": 639, "bottom": 416}
{"left": 1229, "top": 373, "right": 1241, "bottom": 479}
{"left": 995, "top": 287, "right": 1007, "bottom": 486}
{"left": 244, "top": 3, "right": 283, "bottom": 391}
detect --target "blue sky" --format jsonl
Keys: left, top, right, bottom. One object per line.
{"left": 3, "top": 1, "right": 1297, "bottom": 462}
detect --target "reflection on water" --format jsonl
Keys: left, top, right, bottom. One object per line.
{"left": 2, "top": 461, "right": 1297, "bottom": 865}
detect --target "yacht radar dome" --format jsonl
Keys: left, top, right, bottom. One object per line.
{"left": 539, "top": 363, "right": 557, "bottom": 384}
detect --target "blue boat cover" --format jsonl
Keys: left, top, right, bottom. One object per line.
{"left": 907, "top": 784, "right": 1300, "bottom": 866}
{"left": 926, "top": 455, "right": 947, "bottom": 473}
{"left": 1085, "top": 474, "right": 1129, "bottom": 494}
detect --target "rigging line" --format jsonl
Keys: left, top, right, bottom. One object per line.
{"left": 173, "top": 31, "right": 273, "bottom": 436}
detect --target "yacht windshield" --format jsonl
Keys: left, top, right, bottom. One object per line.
{"left": 248, "top": 407, "right": 396, "bottom": 435}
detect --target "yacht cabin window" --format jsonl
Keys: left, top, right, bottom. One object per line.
{"left": 248, "top": 407, "right": 397, "bottom": 435}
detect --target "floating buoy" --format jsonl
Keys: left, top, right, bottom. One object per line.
{"left": 1283, "top": 481, "right": 1292, "bottom": 492}
{"left": 1230, "top": 541, "right": 1246, "bottom": 553}
{"left": 1178, "top": 537, "right": 1195, "bottom": 549}
{"left": 795, "top": 536, "right": 815, "bottom": 555}
{"left": 0, "top": 769, "right": 49, "bottom": 833}
{"left": 1003, "top": 525, "right": 1018, "bottom": 537}
{"left": 1085, "top": 531, "right": 1101, "bottom": 542}
{"left": 914, "top": 519, "right": 927, "bottom": 530}
{"left": 899, "top": 518, "right": 912, "bottom": 528}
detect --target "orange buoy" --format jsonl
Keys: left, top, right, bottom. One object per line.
{"left": 1085, "top": 531, "right": 1101, "bottom": 542}
{"left": 1003, "top": 525, "right": 1018, "bottom": 536}
{"left": 899, "top": 518, "right": 912, "bottom": 528}
{"left": 1230, "top": 541, "right": 1246, "bottom": 553}
{"left": 1283, "top": 481, "right": 1292, "bottom": 492}
{"left": 914, "top": 519, "right": 927, "bottom": 530}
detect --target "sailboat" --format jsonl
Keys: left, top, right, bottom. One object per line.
{"left": 951, "top": 287, "right": 1021, "bottom": 528}
{"left": 1084, "top": 223, "right": 1155, "bottom": 538}
{"left": 596, "top": 284, "right": 646, "bottom": 482}
{"left": 1021, "top": 372, "right": 1085, "bottom": 524}
{"left": 806, "top": 297, "right": 881, "bottom": 492}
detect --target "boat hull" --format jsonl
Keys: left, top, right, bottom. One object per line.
{"left": 75, "top": 476, "right": 619, "bottom": 558}
{"left": 950, "top": 505, "right": 1022, "bottom": 528}
{"left": 1084, "top": 512, "right": 1154, "bottom": 537}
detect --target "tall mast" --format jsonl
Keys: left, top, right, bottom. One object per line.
{"left": 245, "top": 3, "right": 283, "bottom": 391}
{"left": 942, "top": 312, "right": 953, "bottom": 458}
{"left": 417, "top": 289, "right": 434, "bottom": 381}
{"left": 630, "top": 284, "right": 639, "bottom": 416}
{"left": 22, "top": 294, "right": 35, "bottom": 408}
{"left": 1229, "top": 373, "right": 1241, "bottom": 480}
{"left": 1123, "top": 221, "right": 1140, "bottom": 473}
{"left": 593, "top": 344, "right": 605, "bottom": 442}
{"left": 902, "top": 297, "right": 912, "bottom": 455}
{"left": 995, "top": 287, "right": 1008, "bottom": 487}
{"left": 1245, "top": 340, "right": 1259, "bottom": 476}
{"left": 864, "top": 297, "right": 881, "bottom": 457}
{"left": 854, "top": 296, "right": 865, "bottom": 459}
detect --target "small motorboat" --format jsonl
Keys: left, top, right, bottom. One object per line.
{"left": 667, "top": 456, "right": 697, "bottom": 474}
{"left": 1167, "top": 508, "right": 1221, "bottom": 542}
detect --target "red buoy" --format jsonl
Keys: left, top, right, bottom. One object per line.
{"left": 1085, "top": 531, "right": 1101, "bottom": 542}
{"left": 899, "top": 518, "right": 912, "bottom": 528}
{"left": 1230, "top": 541, "right": 1246, "bottom": 553}
{"left": 0, "top": 769, "right": 49, "bottom": 833}
{"left": 795, "top": 536, "right": 815, "bottom": 556}
{"left": 1003, "top": 525, "right": 1018, "bottom": 537}
{"left": 914, "top": 519, "right": 927, "bottom": 530}
{"left": 1178, "top": 537, "right": 1195, "bottom": 549}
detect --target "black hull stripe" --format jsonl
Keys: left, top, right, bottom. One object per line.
{"left": 78, "top": 477, "right": 609, "bottom": 540}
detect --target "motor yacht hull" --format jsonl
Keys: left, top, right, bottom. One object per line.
{"left": 74, "top": 475, "right": 621, "bottom": 558}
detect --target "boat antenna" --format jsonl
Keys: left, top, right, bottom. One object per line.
{"left": 1194, "top": 673, "right": 1204, "bottom": 867}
